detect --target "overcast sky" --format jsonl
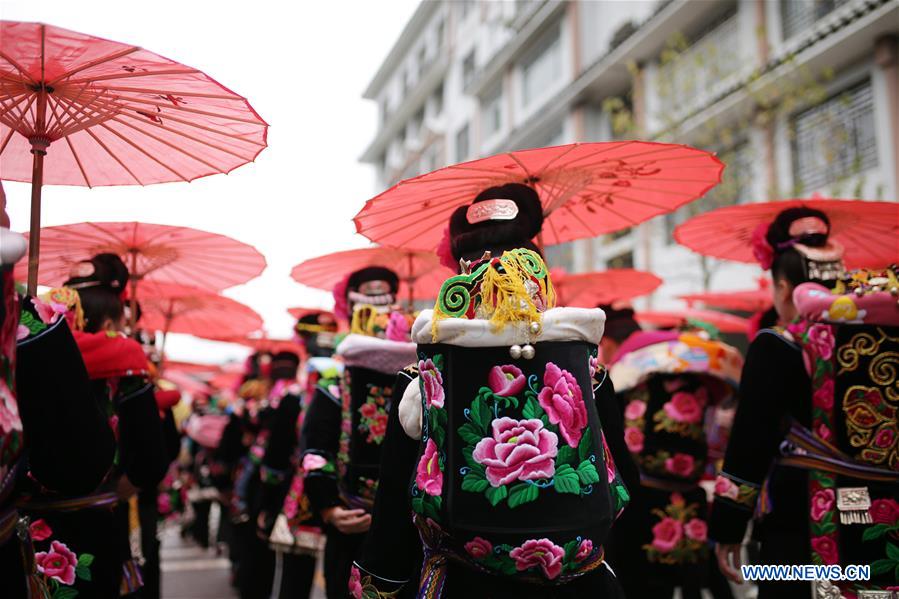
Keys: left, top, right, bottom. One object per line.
{"left": 1, "top": 0, "right": 420, "bottom": 364}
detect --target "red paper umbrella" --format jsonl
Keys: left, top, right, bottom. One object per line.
{"left": 354, "top": 142, "right": 723, "bottom": 251}
{"left": 136, "top": 282, "right": 263, "bottom": 344}
{"left": 160, "top": 369, "right": 212, "bottom": 396}
{"left": 291, "top": 247, "right": 454, "bottom": 305}
{"left": 554, "top": 269, "right": 662, "bottom": 308}
{"left": 0, "top": 21, "right": 267, "bottom": 293}
{"left": 287, "top": 306, "right": 333, "bottom": 321}
{"left": 636, "top": 309, "right": 750, "bottom": 335}
{"left": 215, "top": 336, "right": 304, "bottom": 356}
{"left": 21, "top": 221, "right": 266, "bottom": 291}
{"left": 674, "top": 199, "right": 899, "bottom": 269}
{"left": 680, "top": 279, "right": 772, "bottom": 313}
{"left": 162, "top": 360, "right": 222, "bottom": 376}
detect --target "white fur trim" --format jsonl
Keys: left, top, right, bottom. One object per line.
{"left": 336, "top": 334, "right": 416, "bottom": 374}
{"left": 0, "top": 228, "right": 26, "bottom": 266}
{"left": 399, "top": 376, "right": 422, "bottom": 440}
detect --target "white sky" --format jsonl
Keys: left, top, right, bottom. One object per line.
{"left": 1, "top": 0, "right": 420, "bottom": 364}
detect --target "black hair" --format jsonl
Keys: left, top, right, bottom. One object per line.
{"left": 765, "top": 207, "right": 831, "bottom": 287}
{"left": 449, "top": 183, "right": 544, "bottom": 263}
{"left": 295, "top": 312, "right": 336, "bottom": 358}
{"left": 598, "top": 304, "right": 642, "bottom": 343}
{"left": 270, "top": 351, "right": 300, "bottom": 381}
{"left": 346, "top": 266, "right": 399, "bottom": 295}
{"left": 64, "top": 253, "right": 130, "bottom": 333}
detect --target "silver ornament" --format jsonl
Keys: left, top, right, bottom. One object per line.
{"left": 509, "top": 345, "right": 522, "bottom": 359}
{"left": 521, "top": 344, "right": 535, "bottom": 360}
{"left": 529, "top": 321, "right": 540, "bottom": 334}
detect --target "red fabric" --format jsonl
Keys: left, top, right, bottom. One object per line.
{"left": 354, "top": 142, "right": 723, "bottom": 249}
{"left": 555, "top": 269, "right": 661, "bottom": 307}
{"left": 0, "top": 21, "right": 267, "bottom": 187}
{"left": 154, "top": 389, "right": 181, "bottom": 410}
{"left": 72, "top": 330, "right": 149, "bottom": 380}
{"left": 674, "top": 199, "right": 899, "bottom": 270}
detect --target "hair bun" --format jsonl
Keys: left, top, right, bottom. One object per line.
{"left": 65, "top": 252, "right": 129, "bottom": 293}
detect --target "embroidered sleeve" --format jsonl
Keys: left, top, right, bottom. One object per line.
{"left": 300, "top": 388, "right": 343, "bottom": 512}
{"left": 349, "top": 563, "right": 404, "bottom": 598}
{"left": 713, "top": 472, "right": 760, "bottom": 510}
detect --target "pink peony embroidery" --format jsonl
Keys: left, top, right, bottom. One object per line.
{"left": 807, "top": 324, "right": 835, "bottom": 361}
{"left": 868, "top": 498, "right": 899, "bottom": 525}
{"left": 31, "top": 297, "right": 68, "bottom": 325}
{"left": 416, "top": 438, "right": 443, "bottom": 496}
{"left": 0, "top": 378, "right": 22, "bottom": 434}
{"left": 663, "top": 392, "right": 703, "bottom": 424}
{"left": 419, "top": 359, "right": 445, "bottom": 409}
{"left": 664, "top": 453, "right": 695, "bottom": 478}
{"left": 624, "top": 426, "right": 644, "bottom": 453}
{"left": 589, "top": 356, "right": 600, "bottom": 379}
{"left": 874, "top": 428, "right": 895, "bottom": 449}
{"left": 157, "top": 493, "right": 172, "bottom": 515}
{"left": 302, "top": 454, "right": 328, "bottom": 471}
{"left": 624, "top": 400, "right": 646, "bottom": 421}
{"left": 487, "top": 365, "right": 526, "bottom": 397}
{"left": 472, "top": 417, "right": 558, "bottom": 487}
{"left": 29, "top": 519, "right": 52, "bottom": 542}
{"left": 650, "top": 517, "right": 683, "bottom": 552}
{"left": 750, "top": 222, "right": 774, "bottom": 269}
{"left": 815, "top": 422, "right": 834, "bottom": 442}
{"left": 348, "top": 565, "right": 363, "bottom": 599}
{"left": 714, "top": 475, "right": 739, "bottom": 500}
{"left": 812, "top": 379, "right": 834, "bottom": 411}
{"left": 537, "top": 363, "right": 587, "bottom": 448}
{"left": 509, "top": 538, "right": 565, "bottom": 580}
{"left": 574, "top": 539, "right": 593, "bottom": 562}
{"left": 35, "top": 541, "right": 77, "bottom": 585}
{"left": 464, "top": 536, "right": 493, "bottom": 559}
{"left": 684, "top": 518, "right": 708, "bottom": 542}
{"left": 16, "top": 324, "right": 29, "bottom": 340}
{"left": 811, "top": 536, "right": 839, "bottom": 565}
{"left": 810, "top": 488, "right": 835, "bottom": 522}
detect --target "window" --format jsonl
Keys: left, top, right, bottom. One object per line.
{"left": 431, "top": 83, "right": 444, "bottom": 116}
{"left": 781, "top": 0, "right": 848, "bottom": 40}
{"left": 481, "top": 85, "right": 503, "bottom": 139}
{"left": 455, "top": 124, "right": 470, "bottom": 162}
{"left": 462, "top": 50, "right": 476, "bottom": 89}
{"left": 460, "top": 0, "right": 476, "bottom": 21}
{"left": 607, "top": 251, "right": 634, "bottom": 269}
{"left": 792, "top": 80, "right": 877, "bottom": 192}
{"left": 417, "top": 46, "right": 428, "bottom": 79}
{"left": 380, "top": 98, "right": 390, "bottom": 125}
{"left": 543, "top": 242, "right": 575, "bottom": 272}
{"left": 520, "top": 22, "right": 562, "bottom": 108}
{"left": 435, "top": 19, "right": 445, "bottom": 50}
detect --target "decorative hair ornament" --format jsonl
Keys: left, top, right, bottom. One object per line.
{"left": 465, "top": 199, "right": 519, "bottom": 224}
{"left": 750, "top": 223, "right": 774, "bottom": 269}
{"left": 787, "top": 216, "right": 828, "bottom": 238}
{"left": 332, "top": 274, "right": 351, "bottom": 321}
{"left": 70, "top": 261, "right": 96, "bottom": 279}
{"left": 435, "top": 225, "right": 457, "bottom": 271}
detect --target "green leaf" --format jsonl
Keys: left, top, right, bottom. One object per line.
{"left": 53, "top": 588, "right": 78, "bottom": 599}
{"left": 432, "top": 354, "right": 444, "bottom": 370}
{"left": 430, "top": 406, "right": 448, "bottom": 430}
{"left": 886, "top": 542, "right": 899, "bottom": 561}
{"left": 554, "top": 465, "right": 580, "bottom": 495}
{"left": 508, "top": 483, "right": 539, "bottom": 508}
{"left": 433, "top": 495, "right": 443, "bottom": 510}
{"left": 461, "top": 447, "right": 485, "bottom": 476}
{"left": 471, "top": 397, "right": 492, "bottom": 433}
{"left": 75, "top": 565, "right": 91, "bottom": 582}
{"left": 563, "top": 539, "right": 579, "bottom": 562}
{"left": 862, "top": 523, "right": 890, "bottom": 542}
{"left": 522, "top": 396, "right": 543, "bottom": 420}
{"left": 462, "top": 473, "right": 489, "bottom": 493}
{"left": 458, "top": 423, "right": 483, "bottom": 445}
{"left": 498, "top": 557, "right": 518, "bottom": 576}
{"left": 871, "top": 558, "right": 896, "bottom": 576}
{"left": 486, "top": 485, "right": 508, "bottom": 507}
{"left": 576, "top": 460, "right": 601, "bottom": 485}
{"left": 432, "top": 424, "right": 445, "bottom": 448}
{"left": 541, "top": 414, "right": 550, "bottom": 428}
{"left": 77, "top": 554, "right": 94, "bottom": 567}
{"left": 423, "top": 498, "right": 440, "bottom": 520}
{"left": 578, "top": 426, "right": 593, "bottom": 462}
{"left": 411, "top": 496, "right": 424, "bottom": 514}
{"left": 557, "top": 445, "right": 576, "bottom": 466}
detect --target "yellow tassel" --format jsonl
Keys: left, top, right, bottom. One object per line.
{"left": 350, "top": 304, "right": 383, "bottom": 336}
{"left": 40, "top": 287, "right": 86, "bottom": 331}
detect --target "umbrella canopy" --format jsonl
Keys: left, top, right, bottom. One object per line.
{"left": 0, "top": 21, "right": 267, "bottom": 292}
{"left": 20, "top": 221, "right": 266, "bottom": 290}
{"left": 287, "top": 306, "right": 333, "bottom": 321}
{"left": 674, "top": 199, "right": 899, "bottom": 270}
{"left": 553, "top": 268, "right": 662, "bottom": 307}
{"left": 291, "top": 247, "right": 454, "bottom": 304}
{"left": 353, "top": 142, "right": 724, "bottom": 251}
{"left": 136, "top": 282, "right": 263, "bottom": 340}
{"left": 680, "top": 279, "right": 772, "bottom": 313}
{"left": 159, "top": 369, "right": 212, "bottom": 396}
{"left": 636, "top": 309, "right": 750, "bottom": 335}
{"left": 214, "top": 335, "right": 304, "bottom": 356}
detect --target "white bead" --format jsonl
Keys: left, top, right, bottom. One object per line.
{"left": 521, "top": 344, "right": 535, "bottom": 360}
{"left": 529, "top": 321, "right": 540, "bottom": 334}
{"left": 509, "top": 345, "right": 522, "bottom": 359}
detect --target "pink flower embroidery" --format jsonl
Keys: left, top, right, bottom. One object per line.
{"left": 385, "top": 312, "right": 410, "bottom": 342}
{"left": 663, "top": 392, "right": 703, "bottom": 424}
{"left": 810, "top": 488, "right": 835, "bottom": 522}
{"left": 35, "top": 540, "right": 77, "bottom": 585}
{"left": 750, "top": 222, "right": 774, "bottom": 269}
{"left": 415, "top": 438, "right": 443, "bottom": 496}
{"left": 624, "top": 400, "right": 646, "bottom": 421}
{"left": 812, "top": 379, "right": 834, "bottom": 411}
{"left": 29, "top": 519, "right": 52, "bottom": 542}
{"left": 509, "top": 538, "right": 564, "bottom": 580}
{"left": 869, "top": 498, "right": 899, "bottom": 525}
{"left": 714, "top": 475, "right": 739, "bottom": 500}
{"left": 624, "top": 426, "right": 644, "bottom": 453}
{"left": 874, "top": 428, "right": 895, "bottom": 449}
{"left": 157, "top": 493, "right": 172, "bottom": 515}
{"left": 816, "top": 422, "right": 834, "bottom": 442}
{"left": 684, "top": 518, "right": 707, "bottom": 542}
{"left": 650, "top": 517, "right": 683, "bottom": 552}
{"left": 664, "top": 453, "right": 695, "bottom": 478}
{"left": 16, "top": 324, "right": 29, "bottom": 340}
{"left": 419, "top": 359, "right": 444, "bottom": 409}
{"left": 807, "top": 324, "right": 835, "bottom": 361}
{"left": 348, "top": 565, "right": 363, "bottom": 599}
{"left": 464, "top": 536, "right": 493, "bottom": 559}
{"left": 487, "top": 365, "right": 526, "bottom": 397}
{"left": 574, "top": 539, "right": 593, "bottom": 562}
{"left": 589, "top": 356, "right": 599, "bottom": 379}
{"left": 0, "top": 378, "right": 22, "bottom": 434}
{"left": 472, "top": 417, "right": 558, "bottom": 487}
{"left": 31, "top": 297, "right": 67, "bottom": 325}
{"left": 537, "top": 363, "right": 587, "bottom": 448}
{"left": 811, "top": 536, "right": 839, "bottom": 565}
{"left": 302, "top": 454, "right": 327, "bottom": 471}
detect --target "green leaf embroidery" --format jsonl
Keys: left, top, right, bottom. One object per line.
{"left": 423, "top": 498, "right": 440, "bottom": 520}
{"left": 553, "top": 465, "right": 580, "bottom": 495}
{"left": 471, "top": 397, "right": 492, "bottom": 434}
{"left": 862, "top": 523, "right": 891, "bottom": 542}
{"left": 886, "top": 541, "right": 899, "bottom": 561}
{"left": 431, "top": 424, "right": 445, "bottom": 448}
{"left": 871, "top": 558, "right": 895, "bottom": 576}
{"left": 75, "top": 565, "right": 92, "bottom": 582}
{"left": 578, "top": 426, "right": 593, "bottom": 462}
{"left": 53, "top": 587, "right": 78, "bottom": 599}
{"left": 411, "top": 496, "right": 424, "bottom": 514}
{"left": 458, "top": 423, "right": 483, "bottom": 445}
{"left": 522, "top": 396, "right": 543, "bottom": 420}
{"left": 508, "top": 483, "right": 539, "bottom": 508}
{"left": 556, "top": 444, "right": 576, "bottom": 467}
{"left": 486, "top": 485, "right": 508, "bottom": 507}
{"left": 576, "top": 460, "right": 600, "bottom": 485}
{"left": 462, "top": 473, "right": 489, "bottom": 493}
{"left": 432, "top": 354, "right": 444, "bottom": 370}
{"left": 563, "top": 539, "right": 579, "bottom": 562}
{"left": 77, "top": 554, "right": 94, "bottom": 567}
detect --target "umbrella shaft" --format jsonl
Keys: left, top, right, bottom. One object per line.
{"left": 27, "top": 148, "right": 46, "bottom": 296}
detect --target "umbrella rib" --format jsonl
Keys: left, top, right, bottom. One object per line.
{"left": 99, "top": 85, "right": 241, "bottom": 100}
{"left": 51, "top": 93, "right": 124, "bottom": 138}
{"left": 0, "top": 51, "right": 36, "bottom": 86}
{"left": 64, "top": 68, "right": 201, "bottom": 86}
{"left": 83, "top": 127, "right": 144, "bottom": 184}
{"left": 0, "top": 127, "right": 15, "bottom": 156}
{"left": 0, "top": 92, "right": 35, "bottom": 134}
{"left": 115, "top": 106, "right": 265, "bottom": 147}
{"left": 47, "top": 46, "right": 141, "bottom": 86}
{"left": 114, "top": 95, "right": 264, "bottom": 125}
{"left": 506, "top": 152, "right": 536, "bottom": 182}
{"left": 109, "top": 116, "right": 226, "bottom": 172}
{"left": 64, "top": 135, "right": 92, "bottom": 187}
{"left": 114, "top": 112, "right": 255, "bottom": 161}
{"left": 532, "top": 142, "right": 583, "bottom": 174}
{"left": 97, "top": 122, "right": 189, "bottom": 180}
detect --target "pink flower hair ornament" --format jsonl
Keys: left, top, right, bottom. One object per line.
{"left": 750, "top": 222, "right": 775, "bottom": 270}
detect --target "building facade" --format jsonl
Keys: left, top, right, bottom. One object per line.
{"left": 361, "top": 0, "right": 899, "bottom": 309}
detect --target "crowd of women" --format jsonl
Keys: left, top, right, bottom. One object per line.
{"left": 1, "top": 163, "right": 897, "bottom": 599}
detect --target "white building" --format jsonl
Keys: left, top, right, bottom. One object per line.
{"left": 360, "top": 0, "right": 899, "bottom": 309}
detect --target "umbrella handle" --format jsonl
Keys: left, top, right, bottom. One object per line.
{"left": 27, "top": 141, "right": 48, "bottom": 296}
